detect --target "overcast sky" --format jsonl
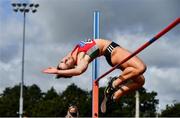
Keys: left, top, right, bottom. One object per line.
{"left": 0, "top": 0, "right": 180, "bottom": 112}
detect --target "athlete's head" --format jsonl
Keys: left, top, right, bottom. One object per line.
{"left": 58, "top": 56, "right": 75, "bottom": 70}
{"left": 56, "top": 56, "right": 75, "bottom": 78}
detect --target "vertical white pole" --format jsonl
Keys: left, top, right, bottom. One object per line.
{"left": 135, "top": 91, "right": 140, "bottom": 118}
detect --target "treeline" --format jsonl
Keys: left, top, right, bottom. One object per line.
{"left": 0, "top": 83, "right": 179, "bottom": 117}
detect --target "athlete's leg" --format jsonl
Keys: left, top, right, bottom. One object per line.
{"left": 104, "top": 65, "right": 146, "bottom": 99}
{"left": 112, "top": 75, "right": 145, "bottom": 101}
{"left": 101, "top": 67, "right": 145, "bottom": 113}
{"left": 101, "top": 75, "right": 144, "bottom": 113}
{"left": 113, "top": 66, "right": 146, "bottom": 88}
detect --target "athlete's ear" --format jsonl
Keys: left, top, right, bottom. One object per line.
{"left": 71, "top": 56, "right": 75, "bottom": 63}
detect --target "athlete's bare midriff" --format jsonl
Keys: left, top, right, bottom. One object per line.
{"left": 94, "top": 39, "right": 146, "bottom": 70}
{"left": 111, "top": 47, "right": 146, "bottom": 70}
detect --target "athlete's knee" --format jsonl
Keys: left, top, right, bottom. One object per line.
{"left": 136, "top": 75, "right": 145, "bottom": 86}
{"left": 135, "top": 64, "right": 147, "bottom": 76}
{"left": 140, "top": 63, "right": 146, "bottom": 74}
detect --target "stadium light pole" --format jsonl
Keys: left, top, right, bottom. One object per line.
{"left": 11, "top": 3, "right": 39, "bottom": 118}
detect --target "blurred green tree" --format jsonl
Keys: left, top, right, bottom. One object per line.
{"left": 161, "top": 102, "right": 180, "bottom": 117}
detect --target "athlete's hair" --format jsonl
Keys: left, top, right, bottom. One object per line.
{"left": 55, "top": 66, "right": 72, "bottom": 79}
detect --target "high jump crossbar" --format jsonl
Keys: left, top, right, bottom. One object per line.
{"left": 95, "top": 17, "right": 180, "bottom": 83}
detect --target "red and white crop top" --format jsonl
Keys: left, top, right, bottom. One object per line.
{"left": 71, "top": 39, "right": 100, "bottom": 59}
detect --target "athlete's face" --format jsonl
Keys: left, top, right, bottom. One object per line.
{"left": 58, "top": 56, "right": 75, "bottom": 70}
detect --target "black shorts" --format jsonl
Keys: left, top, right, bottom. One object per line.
{"left": 104, "top": 42, "right": 120, "bottom": 67}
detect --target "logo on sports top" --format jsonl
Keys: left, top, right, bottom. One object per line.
{"left": 79, "top": 39, "right": 93, "bottom": 47}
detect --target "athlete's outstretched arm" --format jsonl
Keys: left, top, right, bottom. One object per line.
{"left": 43, "top": 60, "right": 89, "bottom": 77}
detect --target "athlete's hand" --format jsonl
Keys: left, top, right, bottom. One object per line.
{"left": 42, "top": 67, "right": 59, "bottom": 74}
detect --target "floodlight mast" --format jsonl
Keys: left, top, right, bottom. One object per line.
{"left": 11, "top": 3, "right": 39, "bottom": 118}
